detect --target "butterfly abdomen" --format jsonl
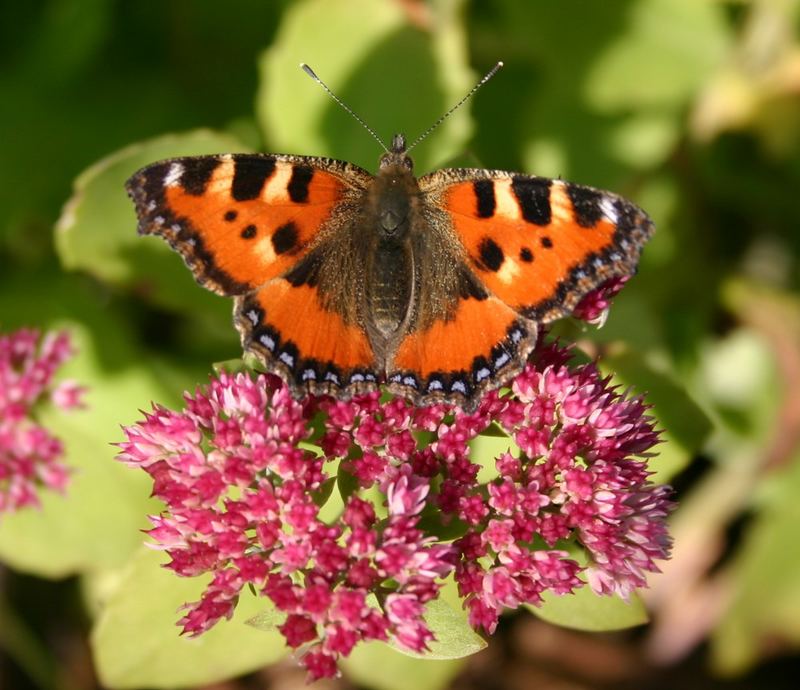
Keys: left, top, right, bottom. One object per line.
{"left": 366, "top": 239, "right": 414, "bottom": 341}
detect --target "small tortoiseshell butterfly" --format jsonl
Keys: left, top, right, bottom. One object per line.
{"left": 126, "top": 63, "right": 653, "bottom": 410}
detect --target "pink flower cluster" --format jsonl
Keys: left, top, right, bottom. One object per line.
{"left": 451, "top": 343, "right": 671, "bottom": 631}
{"left": 118, "top": 337, "right": 673, "bottom": 680}
{"left": 1, "top": 328, "right": 84, "bottom": 513}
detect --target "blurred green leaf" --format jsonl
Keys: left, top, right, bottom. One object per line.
{"left": 530, "top": 586, "right": 648, "bottom": 632}
{"left": 342, "top": 591, "right": 475, "bottom": 689}
{"left": 344, "top": 637, "right": 465, "bottom": 690}
{"left": 470, "top": 431, "right": 518, "bottom": 483}
{"left": 696, "top": 328, "right": 779, "bottom": 438}
{"left": 585, "top": 0, "right": 730, "bottom": 111}
{"left": 245, "top": 605, "right": 285, "bottom": 634}
{"left": 92, "top": 547, "right": 286, "bottom": 689}
{"left": 257, "top": 0, "right": 473, "bottom": 173}
{"left": 55, "top": 129, "right": 247, "bottom": 323}
{"left": 603, "top": 349, "right": 713, "bottom": 480}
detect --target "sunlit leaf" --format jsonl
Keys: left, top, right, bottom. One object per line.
{"left": 344, "top": 638, "right": 464, "bottom": 690}
{"left": 389, "top": 598, "right": 487, "bottom": 660}
{"left": 92, "top": 547, "right": 286, "bottom": 689}
{"left": 529, "top": 586, "right": 649, "bottom": 632}
{"left": 257, "top": 0, "right": 473, "bottom": 173}
{"left": 55, "top": 129, "right": 247, "bottom": 322}
{"left": 585, "top": 0, "right": 731, "bottom": 111}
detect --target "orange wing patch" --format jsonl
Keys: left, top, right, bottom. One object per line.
{"left": 235, "top": 279, "right": 378, "bottom": 398}
{"left": 387, "top": 295, "right": 536, "bottom": 405}
{"left": 126, "top": 154, "right": 352, "bottom": 296}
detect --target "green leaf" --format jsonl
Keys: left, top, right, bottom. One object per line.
{"left": 257, "top": 0, "right": 473, "bottom": 173}
{"left": 342, "top": 588, "right": 478, "bottom": 689}
{"left": 91, "top": 547, "right": 286, "bottom": 689}
{"left": 469, "top": 432, "right": 518, "bottom": 483}
{"left": 55, "top": 129, "right": 247, "bottom": 322}
{"left": 529, "top": 586, "right": 649, "bottom": 632}
{"left": 417, "top": 510, "right": 468, "bottom": 542}
{"left": 312, "top": 476, "right": 338, "bottom": 507}
{"left": 696, "top": 328, "right": 779, "bottom": 439}
{"left": 245, "top": 605, "right": 285, "bottom": 634}
{"left": 389, "top": 598, "right": 487, "bottom": 660}
{"left": 336, "top": 458, "right": 360, "bottom": 502}
{"left": 343, "top": 639, "right": 464, "bottom": 690}
{"left": 584, "top": 0, "right": 730, "bottom": 111}
{"left": 212, "top": 358, "right": 251, "bottom": 376}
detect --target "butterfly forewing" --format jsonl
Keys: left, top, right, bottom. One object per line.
{"left": 126, "top": 153, "right": 371, "bottom": 296}
{"left": 419, "top": 168, "right": 654, "bottom": 323}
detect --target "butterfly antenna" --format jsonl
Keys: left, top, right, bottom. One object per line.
{"left": 406, "top": 61, "right": 504, "bottom": 153}
{"left": 300, "top": 63, "right": 390, "bottom": 154}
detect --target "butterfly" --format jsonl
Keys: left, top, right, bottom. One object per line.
{"left": 126, "top": 66, "right": 653, "bottom": 411}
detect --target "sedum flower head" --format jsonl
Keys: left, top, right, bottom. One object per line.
{"left": 1, "top": 328, "right": 85, "bottom": 514}
{"left": 118, "top": 335, "right": 672, "bottom": 680}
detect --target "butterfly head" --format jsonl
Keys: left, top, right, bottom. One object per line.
{"left": 373, "top": 134, "right": 415, "bottom": 239}
{"left": 379, "top": 133, "right": 413, "bottom": 173}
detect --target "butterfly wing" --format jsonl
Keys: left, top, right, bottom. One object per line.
{"left": 422, "top": 169, "right": 654, "bottom": 321}
{"left": 126, "top": 153, "right": 380, "bottom": 396}
{"left": 386, "top": 169, "right": 654, "bottom": 408}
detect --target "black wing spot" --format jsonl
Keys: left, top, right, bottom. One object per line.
{"left": 458, "top": 268, "right": 489, "bottom": 301}
{"left": 473, "top": 179, "right": 496, "bottom": 218}
{"left": 288, "top": 165, "right": 314, "bottom": 203}
{"left": 272, "top": 222, "right": 299, "bottom": 255}
{"left": 181, "top": 158, "right": 221, "bottom": 196}
{"left": 511, "top": 177, "right": 552, "bottom": 225}
{"left": 540, "top": 236, "right": 553, "bottom": 248}
{"left": 567, "top": 184, "right": 604, "bottom": 228}
{"left": 241, "top": 224, "right": 257, "bottom": 240}
{"left": 232, "top": 157, "right": 276, "bottom": 201}
{"left": 478, "top": 237, "right": 504, "bottom": 272}
{"left": 519, "top": 247, "right": 534, "bottom": 262}
{"left": 284, "top": 252, "right": 322, "bottom": 287}
{"left": 224, "top": 210, "right": 238, "bottom": 222}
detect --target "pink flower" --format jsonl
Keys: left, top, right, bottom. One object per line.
{"left": 572, "top": 276, "right": 629, "bottom": 325}
{"left": 0, "top": 328, "right": 84, "bottom": 514}
{"left": 118, "top": 325, "right": 673, "bottom": 679}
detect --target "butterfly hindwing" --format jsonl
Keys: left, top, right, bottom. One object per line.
{"left": 235, "top": 272, "right": 378, "bottom": 398}
{"left": 386, "top": 294, "right": 536, "bottom": 406}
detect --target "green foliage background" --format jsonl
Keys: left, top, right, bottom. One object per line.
{"left": 1, "top": 0, "right": 799, "bottom": 688}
